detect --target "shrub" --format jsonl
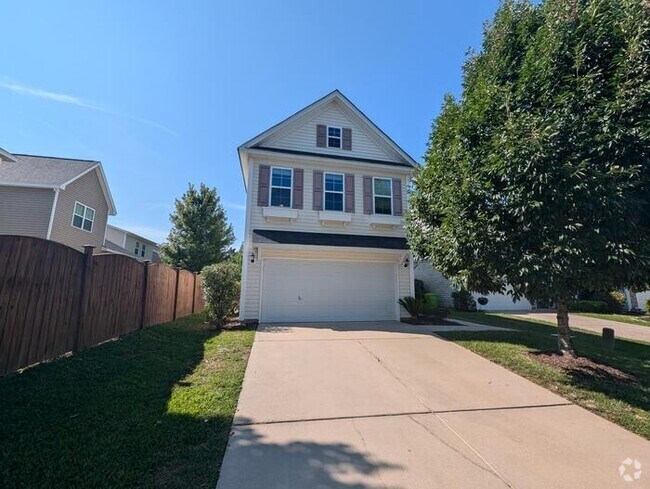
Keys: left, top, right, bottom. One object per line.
{"left": 452, "top": 290, "right": 476, "bottom": 311}
{"left": 646, "top": 299, "right": 650, "bottom": 313}
{"left": 414, "top": 279, "right": 426, "bottom": 300}
{"left": 201, "top": 262, "right": 241, "bottom": 328}
{"left": 591, "top": 290, "right": 627, "bottom": 313}
{"left": 569, "top": 300, "right": 609, "bottom": 313}
{"left": 477, "top": 297, "right": 489, "bottom": 306}
{"left": 422, "top": 293, "right": 439, "bottom": 315}
{"left": 398, "top": 296, "right": 423, "bottom": 318}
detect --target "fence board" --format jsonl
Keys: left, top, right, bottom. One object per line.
{"left": 0, "top": 236, "right": 206, "bottom": 376}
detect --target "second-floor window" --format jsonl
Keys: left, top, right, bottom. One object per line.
{"left": 327, "top": 126, "right": 342, "bottom": 148}
{"left": 72, "top": 202, "right": 95, "bottom": 232}
{"left": 141, "top": 243, "right": 146, "bottom": 257}
{"left": 135, "top": 241, "right": 140, "bottom": 256}
{"left": 324, "top": 172, "right": 344, "bottom": 211}
{"left": 270, "top": 167, "right": 292, "bottom": 207}
{"left": 373, "top": 178, "right": 392, "bottom": 215}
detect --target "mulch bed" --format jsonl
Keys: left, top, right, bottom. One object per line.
{"left": 528, "top": 351, "right": 638, "bottom": 383}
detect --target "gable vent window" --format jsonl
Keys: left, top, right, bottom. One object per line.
{"left": 72, "top": 202, "right": 95, "bottom": 232}
{"left": 327, "top": 126, "right": 342, "bottom": 148}
{"left": 324, "top": 173, "right": 344, "bottom": 211}
{"left": 270, "top": 167, "right": 293, "bottom": 207}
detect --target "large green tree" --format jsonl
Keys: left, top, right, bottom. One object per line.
{"left": 407, "top": 0, "right": 650, "bottom": 355}
{"left": 160, "top": 183, "right": 235, "bottom": 272}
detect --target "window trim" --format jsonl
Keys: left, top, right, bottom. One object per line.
{"left": 372, "top": 177, "right": 393, "bottom": 215}
{"left": 270, "top": 166, "right": 293, "bottom": 208}
{"left": 323, "top": 172, "right": 345, "bottom": 212}
{"left": 71, "top": 201, "right": 95, "bottom": 233}
{"left": 327, "top": 126, "right": 342, "bottom": 148}
{"left": 134, "top": 241, "right": 140, "bottom": 256}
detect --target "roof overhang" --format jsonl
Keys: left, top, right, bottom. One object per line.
{"left": 252, "top": 229, "right": 409, "bottom": 251}
{"left": 0, "top": 147, "right": 18, "bottom": 162}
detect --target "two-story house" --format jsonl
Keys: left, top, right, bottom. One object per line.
{"left": 0, "top": 147, "right": 116, "bottom": 252}
{"left": 238, "top": 90, "right": 417, "bottom": 323}
{"left": 104, "top": 224, "right": 160, "bottom": 262}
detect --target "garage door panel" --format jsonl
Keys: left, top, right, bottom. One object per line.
{"left": 261, "top": 259, "right": 397, "bottom": 322}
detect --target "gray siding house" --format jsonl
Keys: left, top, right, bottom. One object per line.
{"left": 0, "top": 147, "right": 116, "bottom": 252}
{"left": 104, "top": 224, "right": 159, "bottom": 262}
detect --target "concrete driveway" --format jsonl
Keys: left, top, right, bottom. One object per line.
{"left": 217, "top": 322, "right": 649, "bottom": 489}
{"left": 507, "top": 311, "right": 650, "bottom": 344}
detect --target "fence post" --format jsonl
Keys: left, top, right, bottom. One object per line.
{"left": 191, "top": 272, "right": 198, "bottom": 314}
{"left": 139, "top": 261, "right": 150, "bottom": 329}
{"left": 73, "top": 245, "right": 95, "bottom": 352}
{"left": 172, "top": 267, "right": 181, "bottom": 321}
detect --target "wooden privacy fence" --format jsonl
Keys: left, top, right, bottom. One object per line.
{"left": 0, "top": 235, "right": 206, "bottom": 376}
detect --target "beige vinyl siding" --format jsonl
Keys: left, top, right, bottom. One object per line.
{"left": 0, "top": 186, "right": 54, "bottom": 238}
{"left": 249, "top": 157, "right": 411, "bottom": 237}
{"left": 49, "top": 169, "right": 108, "bottom": 252}
{"left": 242, "top": 247, "right": 410, "bottom": 321}
{"left": 263, "top": 100, "right": 397, "bottom": 162}
{"left": 414, "top": 261, "right": 453, "bottom": 307}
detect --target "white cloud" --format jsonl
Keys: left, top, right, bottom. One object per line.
{"left": 0, "top": 77, "right": 177, "bottom": 136}
{"left": 224, "top": 201, "right": 247, "bottom": 211}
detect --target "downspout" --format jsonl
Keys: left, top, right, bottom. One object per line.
{"left": 46, "top": 188, "right": 60, "bottom": 240}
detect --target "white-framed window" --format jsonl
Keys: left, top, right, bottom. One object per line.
{"left": 327, "top": 126, "right": 342, "bottom": 148}
{"left": 141, "top": 243, "right": 146, "bottom": 257}
{"left": 270, "top": 167, "right": 292, "bottom": 207}
{"left": 324, "top": 172, "right": 344, "bottom": 211}
{"left": 72, "top": 201, "right": 95, "bottom": 232}
{"left": 373, "top": 177, "right": 392, "bottom": 215}
{"left": 134, "top": 241, "right": 140, "bottom": 256}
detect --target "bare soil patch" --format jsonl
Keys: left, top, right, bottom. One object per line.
{"left": 528, "top": 351, "right": 637, "bottom": 383}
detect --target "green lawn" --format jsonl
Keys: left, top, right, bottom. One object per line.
{"left": 447, "top": 312, "right": 649, "bottom": 439}
{"left": 0, "top": 314, "right": 255, "bottom": 489}
{"left": 574, "top": 312, "right": 650, "bottom": 327}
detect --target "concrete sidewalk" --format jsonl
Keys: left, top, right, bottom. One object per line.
{"left": 507, "top": 311, "right": 650, "bottom": 344}
{"left": 217, "top": 321, "right": 649, "bottom": 489}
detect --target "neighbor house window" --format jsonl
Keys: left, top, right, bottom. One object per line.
{"left": 373, "top": 178, "right": 392, "bottom": 215}
{"left": 134, "top": 241, "right": 140, "bottom": 256}
{"left": 327, "top": 126, "right": 341, "bottom": 148}
{"left": 270, "top": 167, "right": 292, "bottom": 207}
{"left": 141, "top": 244, "right": 146, "bottom": 257}
{"left": 72, "top": 202, "right": 95, "bottom": 232}
{"left": 324, "top": 172, "right": 344, "bottom": 211}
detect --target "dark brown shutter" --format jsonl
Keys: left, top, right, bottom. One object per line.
{"left": 345, "top": 174, "right": 355, "bottom": 213}
{"left": 292, "top": 168, "right": 303, "bottom": 209}
{"left": 313, "top": 170, "right": 323, "bottom": 210}
{"left": 257, "top": 165, "right": 270, "bottom": 206}
{"left": 342, "top": 128, "right": 352, "bottom": 150}
{"left": 362, "top": 176, "right": 373, "bottom": 214}
{"left": 392, "top": 178, "right": 403, "bottom": 216}
{"left": 316, "top": 124, "right": 326, "bottom": 147}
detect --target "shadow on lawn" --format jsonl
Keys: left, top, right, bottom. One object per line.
{"left": 0, "top": 316, "right": 225, "bottom": 488}
{"left": 0, "top": 316, "right": 397, "bottom": 489}
{"left": 443, "top": 313, "right": 650, "bottom": 416}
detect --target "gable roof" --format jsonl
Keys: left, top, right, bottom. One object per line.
{"left": 106, "top": 224, "right": 159, "bottom": 246}
{"left": 238, "top": 90, "right": 417, "bottom": 187}
{"left": 0, "top": 151, "right": 117, "bottom": 215}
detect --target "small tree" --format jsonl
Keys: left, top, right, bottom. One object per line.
{"left": 407, "top": 0, "right": 650, "bottom": 356}
{"left": 160, "top": 183, "right": 235, "bottom": 272}
{"left": 202, "top": 262, "right": 240, "bottom": 328}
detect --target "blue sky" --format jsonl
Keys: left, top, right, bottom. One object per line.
{"left": 0, "top": 0, "right": 499, "bottom": 245}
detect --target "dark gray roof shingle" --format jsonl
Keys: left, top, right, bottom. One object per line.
{"left": 0, "top": 154, "right": 97, "bottom": 187}
{"left": 253, "top": 229, "right": 409, "bottom": 250}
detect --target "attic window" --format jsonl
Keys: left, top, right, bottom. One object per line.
{"left": 327, "top": 126, "right": 342, "bottom": 148}
{"left": 72, "top": 202, "right": 95, "bottom": 232}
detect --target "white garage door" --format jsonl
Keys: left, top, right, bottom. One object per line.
{"left": 260, "top": 259, "right": 397, "bottom": 322}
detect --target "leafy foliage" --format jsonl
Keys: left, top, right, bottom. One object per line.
{"left": 452, "top": 290, "right": 477, "bottom": 311}
{"left": 570, "top": 300, "right": 610, "bottom": 313}
{"left": 407, "top": 0, "right": 650, "bottom": 350}
{"left": 414, "top": 279, "right": 427, "bottom": 300}
{"left": 477, "top": 297, "right": 489, "bottom": 306}
{"left": 202, "top": 262, "right": 241, "bottom": 327}
{"left": 160, "top": 183, "right": 235, "bottom": 272}
{"left": 398, "top": 296, "right": 424, "bottom": 318}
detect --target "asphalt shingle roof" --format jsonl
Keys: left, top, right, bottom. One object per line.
{"left": 253, "top": 229, "right": 409, "bottom": 250}
{"left": 0, "top": 154, "right": 97, "bottom": 187}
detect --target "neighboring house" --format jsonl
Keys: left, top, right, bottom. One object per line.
{"left": 0, "top": 147, "right": 116, "bottom": 252}
{"left": 415, "top": 260, "right": 534, "bottom": 311}
{"left": 238, "top": 90, "right": 417, "bottom": 323}
{"left": 103, "top": 224, "right": 160, "bottom": 262}
{"left": 625, "top": 289, "right": 650, "bottom": 311}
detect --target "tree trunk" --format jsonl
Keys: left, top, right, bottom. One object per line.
{"left": 556, "top": 299, "right": 575, "bottom": 356}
